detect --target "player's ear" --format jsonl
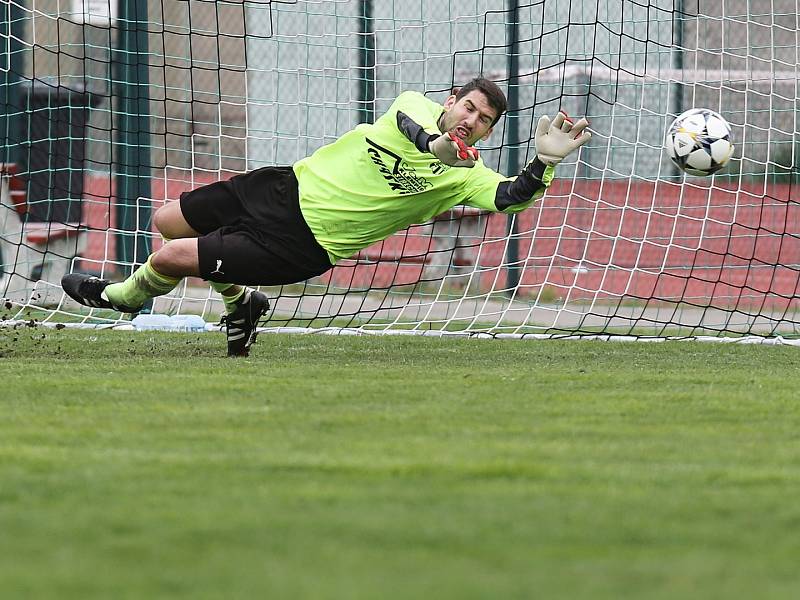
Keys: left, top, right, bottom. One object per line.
{"left": 481, "top": 126, "right": 493, "bottom": 141}
{"left": 443, "top": 94, "right": 457, "bottom": 111}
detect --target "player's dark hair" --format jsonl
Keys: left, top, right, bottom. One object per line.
{"left": 454, "top": 77, "right": 507, "bottom": 126}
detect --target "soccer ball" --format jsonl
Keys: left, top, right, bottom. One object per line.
{"left": 664, "top": 108, "right": 734, "bottom": 176}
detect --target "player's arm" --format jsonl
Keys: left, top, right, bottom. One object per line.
{"left": 495, "top": 111, "right": 591, "bottom": 210}
{"left": 494, "top": 157, "right": 551, "bottom": 210}
{"left": 464, "top": 112, "right": 591, "bottom": 213}
{"left": 396, "top": 110, "right": 478, "bottom": 167}
{"left": 396, "top": 110, "right": 435, "bottom": 152}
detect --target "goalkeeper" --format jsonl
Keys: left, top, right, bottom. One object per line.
{"left": 62, "top": 77, "right": 591, "bottom": 356}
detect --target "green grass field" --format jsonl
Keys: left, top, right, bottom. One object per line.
{"left": 1, "top": 328, "right": 799, "bottom": 599}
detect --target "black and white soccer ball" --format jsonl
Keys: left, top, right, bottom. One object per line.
{"left": 665, "top": 108, "right": 734, "bottom": 176}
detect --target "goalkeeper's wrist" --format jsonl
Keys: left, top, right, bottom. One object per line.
{"left": 525, "top": 156, "right": 549, "bottom": 181}
{"left": 496, "top": 156, "right": 550, "bottom": 210}
{"left": 424, "top": 132, "right": 439, "bottom": 154}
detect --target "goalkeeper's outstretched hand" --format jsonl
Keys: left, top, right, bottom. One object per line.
{"left": 535, "top": 111, "right": 592, "bottom": 166}
{"left": 429, "top": 132, "right": 480, "bottom": 168}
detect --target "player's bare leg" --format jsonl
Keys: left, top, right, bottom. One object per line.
{"left": 149, "top": 218, "right": 269, "bottom": 357}
{"left": 153, "top": 201, "right": 200, "bottom": 240}
{"left": 63, "top": 200, "right": 269, "bottom": 356}
{"left": 154, "top": 200, "right": 258, "bottom": 329}
{"left": 149, "top": 238, "right": 201, "bottom": 278}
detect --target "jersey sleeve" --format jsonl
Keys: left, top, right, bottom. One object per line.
{"left": 460, "top": 160, "right": 556, "bottom": 214}
{"left": 386, "top": 91, "right": 443, "bottom": 134}
{"left": 396, "top": 111, "right": 438, "bottom": 153}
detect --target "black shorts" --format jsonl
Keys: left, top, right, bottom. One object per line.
{"left": 180, "top": 166, "right": 333, "bottom": 285}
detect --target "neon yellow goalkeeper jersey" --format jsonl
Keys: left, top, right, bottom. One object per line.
{"left": 294, "top": 90, "right": 553, "bottom": 264}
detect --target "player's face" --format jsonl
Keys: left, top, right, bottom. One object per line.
{"left": 440, "top": 90, "right": 497, "bottom": 146}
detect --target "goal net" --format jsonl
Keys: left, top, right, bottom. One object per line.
{"left": 1, "top": 0, "right": 798, "bottom": 340}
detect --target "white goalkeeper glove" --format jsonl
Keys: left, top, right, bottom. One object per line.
{"left": 534, "top": 111, "right": 592, "bottom": 166}
{"left": 428, "top": 132, "right": 480, "bottom": 168}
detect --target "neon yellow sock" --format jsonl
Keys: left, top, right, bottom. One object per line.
{"left": 104, "top": 257, "right": 181, "bottom": 309}
{"left": 211, "top": 282, "right": 246, "bottom": 314}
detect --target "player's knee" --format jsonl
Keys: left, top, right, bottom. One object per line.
{"left": 150, "top": 243, "right": 186, "bottom": 277}
{"left": 153, "top": 202, "right": 196, "bottom": 239}
{"left": 153, "top": 205, "right": 175, "bottom": 237}
{"left": 151, "top": 240, "right": 200, "bottom": 278}
{"left": 150, "top": 245, "right": 174, "bottom": 275}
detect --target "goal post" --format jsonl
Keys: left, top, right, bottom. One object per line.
{"left": 1, "top": 0, "right": 798, "bottom": 341}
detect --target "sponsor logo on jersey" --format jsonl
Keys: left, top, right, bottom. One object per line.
{"left": 365, "top": 137, "right": 433, "bottom": 194}
{"left": 430, "top": 161, "right": 450, "bottom": 175}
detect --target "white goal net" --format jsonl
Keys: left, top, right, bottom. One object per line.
{"left": 1, "top": 0, "right": 798, "bottom": 340}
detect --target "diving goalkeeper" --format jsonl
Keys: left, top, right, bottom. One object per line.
{"left": 62, "top": 77, "right": 591, "bottom": 356}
